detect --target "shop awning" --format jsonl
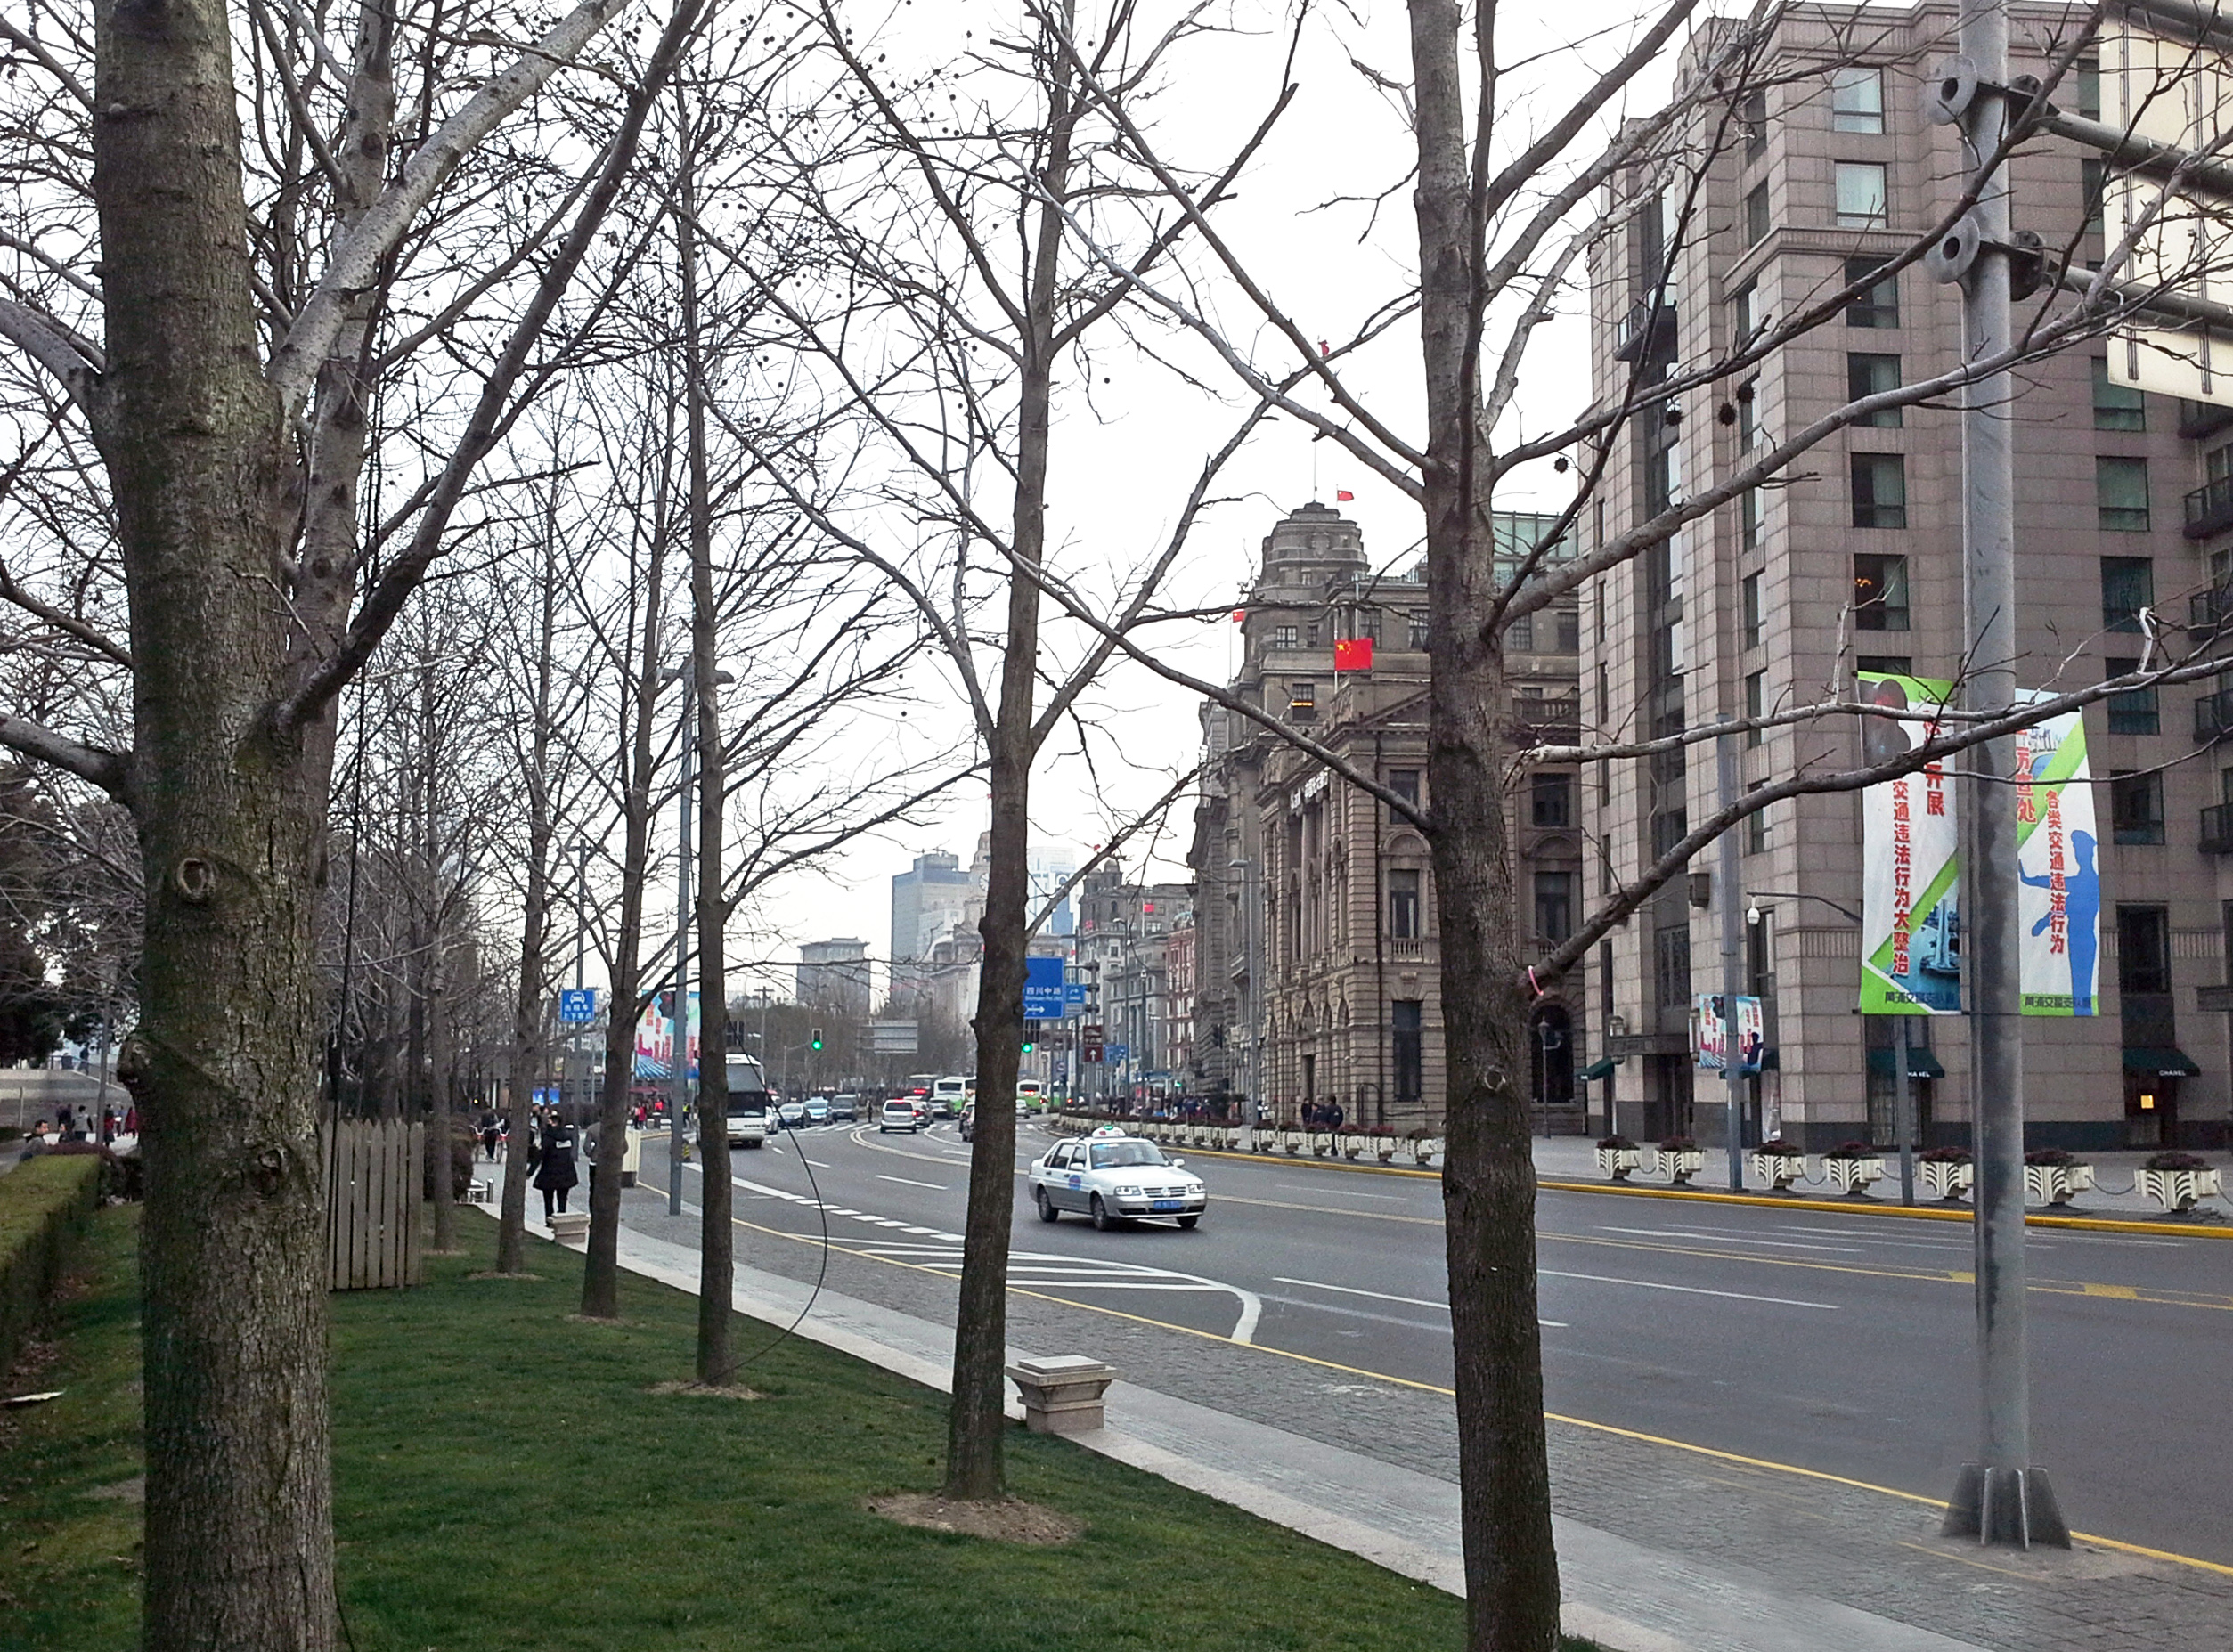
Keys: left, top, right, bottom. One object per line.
{"left": 1866, "top": 1046, "right": 1946, "bottom": 1080}
{"left": 1577, "top": 1057, "right": 1619, "bottom": 1082}
{"left": 2123, "top": 1046, "right": 2201, "bottom": 1077}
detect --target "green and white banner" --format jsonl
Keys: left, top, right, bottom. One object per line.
{"left": 1858, "top": 672, "right": 1961, "bottom": 1014}
{"left": 2014, "top": 693, "right": 2099, "bottom": 1016}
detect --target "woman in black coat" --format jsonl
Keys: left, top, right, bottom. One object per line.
{"left": 532, "top": 1111, "right": 580, "bottom": 1218}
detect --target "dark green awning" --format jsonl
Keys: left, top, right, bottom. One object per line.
{"left": 1866, "top": 1046, "right": 1945, "bottom": 1080}
{"left": 1577, "top": 1057, "right": 1619, "bottom": 1082}
{"left": 2123, "top": 1046, "right": 2201, "bottom": 1077}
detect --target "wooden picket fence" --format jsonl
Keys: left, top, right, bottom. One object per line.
{"left": 323, "top": 1119, "right": 423, "bottom": 1290}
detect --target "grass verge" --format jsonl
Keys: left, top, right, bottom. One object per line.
{"left": 5, "top": 1208, "right": 1606, "bottom": 1649}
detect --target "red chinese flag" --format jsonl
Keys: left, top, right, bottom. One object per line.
{"left": 1333, "top": 636, "right": 1374, "bottom": 672}
{"left": 1232, "top": 609, "right": 1246, "bottom": 623}
{"left": 1335, "top": 489, "right": 1354, "bottom": 501}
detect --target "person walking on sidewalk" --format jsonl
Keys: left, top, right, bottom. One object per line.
{"left": 531, "top": 1111, "right": 579, "bottom": 1220}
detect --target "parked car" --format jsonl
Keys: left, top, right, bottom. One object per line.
{"left": 803, "top": 1098, "right": 830, "bottom": 1126}
{"left": 1026, "top": 1128, "right": 1207, "bottom": 1230}
{"left": 776, "top": 1100, "right": 807, "bottom": 1129}
{"left": 879, "top": 1100, "right": 921, "bottom": 1134}
{"left": 829, "top": 1094, "right": 860, "bottom": 1121}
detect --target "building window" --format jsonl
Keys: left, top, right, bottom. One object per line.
{"left": 2109, "top": 771, "right": 2164, "bottom": 845}
{"left": 1847, "top": 352, "right": 1903, "bottom": 425}
{"left": 2078, "top": 55, "right": 2101, "bottom": 120}
{"left": 1834, "top": 161, "right": 1887, "bottom": 228}
{"left": 1853, "top": 553, "right": 1910, "bottom": 630}
{"left": 1387, "top": 769, "right": 1422, "bottom": 819}
{"left": 1389, "top": 867, "right": 1422, "bottom": 939}
{"left": 2082, "top": 158, "right": 2107, "bottom": 235}
{"left": 2117, "top": 905, "right": 2172, "bottom": 994}
{"left": 1535, "top": 872, "right": 1575, "bottom": 943}
{"left": 1738, "top": 377, "right": 1760, "bottom": 447}
{"left": 1739, "top": 485, "right": 1762, "bottom": 552}
{"left": 1851, "top": 452, "right": 1907, "bottom": 528}
{"left": 1741, "top": 86, "right": 1768, "bottom": 160}
{"left": 1732, "top": 284, "right": 1758, "bottom": 347}
{"left": 1392, "top": 1001, "right": 1423, "bottom": 1104}
{"left": 1744, "top": 182, "right": 1771, "bottom": 246}
{"left": 2104, "top": 656, "right": 2159, "bottom": 735}
{"left": 1408, "top": 614, "right": 1429, "bottom": 649}
{"left": 2097, "top": 456, "right": 2150, "bottom": 531}
{"left": 1555, "top": 606, "right": 1581, "bottom": 652}
{"left": 1857, "top": 654, "right": 1913, "bottom": 676}
{"left": 1288, "top": 681, "right": 1317, "bottom": 720}
{"left": 1305, "top": 622, "right": 1322, "bottom": 647}
{"left": 1745, "top": 670, "right": 1766, "bottom": 744}
{"left": 1531, "top": 771, "right": 1573, "bottom": 828}
{"left": 2100, "top": 556, "right": 2153, "bottom": 631}
{"left": 1742, "top": 572, "right": 1763, "bottom": 648}
{"left": 1747, "top": 802, "right": 1772, "bottom": 854}
{"left": 1508, "top": 610, "right": 1535, "bottom": 650}
{"left": 2093, "top": 358, "right": 2145, "bottom": 430}
{"left": 1831, "top": 66, "right": 1886, "bottom": 133}
{"left": 1274, "top": 624, "right": 1298, "bottom": 648}
{"left": 1844, "top": 256, "right": 1898, "bottom": 327}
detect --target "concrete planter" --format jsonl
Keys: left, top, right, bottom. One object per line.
{"left": 2135, "top": 1166, "right": 2222, "bottom": 1213}
{"left": 1748, "top": 1152, "right": 1804, "bottom": 1191}
{"left": 1655, "top": 1148, "right": 1705, "bottom": 1186}
{"left": 2024, "top": 1162, "right": 2095, "bottom": 1207}
{"left": 1594, "top": 1146, "right": 1642, "bottom": 1182}
{"left": 1824, "top": 1155, "right": 1885, "bottom": 1195}
{"left": 1412, "top": 1137, "right": 1440, "bottom": 1166}
{"left": 1005, "top": 1355, "right": 1117, "bottom": 1435}
{"left": 1919, "top": 1160, "right": 1974, "bottom": 1200}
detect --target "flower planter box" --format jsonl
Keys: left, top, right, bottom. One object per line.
{"left": 2135, "top": 1166, "right": 2222, "bottom": 1213}
{"left": 1283, "top": 1130, "right": 1305, "bottom": 1156}
{"left": 1825, "top": 1155, "right": 1885, "bottom": 1196}
{"left": 1594, "top": 1146, "right": 1642, "bottom": 1182}
{"left": 2024, "top": 1162, "right": 2095, "bottom": 1207}
{"left": 1748, "top": 1152, "right": 1804, "bottom": 1191}
{"left": 1919, "top": 1160, "right": 1974, "bottom": 1201}
{"left": 1655, "top": 1148, "right": 1705, "bottom": 1186}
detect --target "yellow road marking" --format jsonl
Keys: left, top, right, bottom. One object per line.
{"left": 2082, "top": 1282, "right": 2139, "bottom": 1299}
{"left": 727, "top": 1213, "right": 2233, "bottom": 1580}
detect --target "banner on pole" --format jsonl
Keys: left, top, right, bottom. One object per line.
{"left": 633, "top": 989, "right": 701, "bottom": 1080}
{"left": 1857, "top": 672, "right": 1961, "bottom": 1013}
{"left": 1692, "top": 994, "right": 1765, "bottom": 1074}
{"left": 2015, "top": 693, "right": 2100, "bottom": 1015}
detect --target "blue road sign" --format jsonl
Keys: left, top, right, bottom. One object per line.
{"left": 1107, "top": 1043, "right": 1130, "bottom": 1060}
{"left": 558, "top": 988, "right": 598, "bottom": 1023}
{"left": 1063, "top": 982, "right": 1087, "bottom": 1008}
{"left": 1023, "top": 956, "right": 1066, "bottom": 1020}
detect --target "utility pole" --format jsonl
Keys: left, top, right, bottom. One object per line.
{"left": 1715, "top": 726, "right": 1745, "bottom": 1191}
{"left": 1940, "top": 0, "right": 2066, "bottom": 1549}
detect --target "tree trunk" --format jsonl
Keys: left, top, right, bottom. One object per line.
{"left": 583, "top": 445, "right": 669, "bottom": 1319}
{"left": 96, "top": 1, "right": 339, "bottom": 1642}
{"left": 1406, "top": 0, "right": 1561, "bottom": 1645}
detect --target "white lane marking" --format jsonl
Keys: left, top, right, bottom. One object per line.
{"left": 899, "top": 1225, "right": 938, "bottom": 1235}
{"left": 876, "top": 1174, "right": 947, "bottom": 1191}
{"left": 1021, "top": 1280, "right": 1229, "bottom": 1293}
{"left": 1539, "top": 1267, "right": 1838, "bottom": 1310}
{"left": 1275, "top": 1275, "right": 1447, "bottom": 1311}
{"left": 803, "top": 1159, "right": 834, "bottom": 1168}
{"left": 1275, "top": 1183, "right": 1407, "bottom": 1201}
{"left": 1596, "top": 1225, "right": 1865, "bottom": 1256}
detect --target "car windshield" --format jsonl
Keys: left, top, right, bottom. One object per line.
{"left": 1088, "top": 1142, "right": 1169, "bottom": 1169}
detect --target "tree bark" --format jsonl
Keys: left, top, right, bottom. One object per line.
{"left": 95, "top": 1, "right": 338, "bottom": 1643}
{"left": 1406, "top": 1, "right": 1561, "bottom": 1647}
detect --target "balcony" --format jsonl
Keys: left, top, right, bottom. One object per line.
{"left": 1512, "top": 694, "right": 1582, "bottom": 739}
{"left": 1384, "top": 937, "right": 1428, "bottom": 963}
{"left": 2183, "top": 475, "right": 2233, "bottom": 541}
{"left": 1612, "top": 300, "right": 1676, "bottom": 363}
{"left": 2199, "top": 691, "right": 2233, "bottom": 743}
{"left": 2202, "top": 802, "right": 2233, "bottom": 854}
{"left": 2180, "top": 399, "right": 2233, "bottom": 441}
{"left": 2193, "top": 585, "right": 2233, "bottom": 640}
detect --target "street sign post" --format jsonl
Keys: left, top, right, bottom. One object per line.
{"left": 1023, "top": 956, "right": 1066, "bottom": 1020}
{"left": 870, "top": 1020, "right": 919, "bottom": 1055}
{"left": 558, "top": 989, "right": 597, "bottom": 1023}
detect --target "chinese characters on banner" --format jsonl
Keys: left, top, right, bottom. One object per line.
{"left": 1858, "top": 673, "right": 1961, "bottom": 1015}
{"left": 2014, "top": 692, "right": 2100, "bottom": 1016}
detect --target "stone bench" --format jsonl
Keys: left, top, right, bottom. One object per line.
{"left": 547, "top": 1210, "right": 590, "bottom": 1249}
{"left": 1005, "top": 1355, "right": 1117, "bottom": 1435}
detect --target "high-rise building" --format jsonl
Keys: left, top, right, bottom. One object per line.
{"left": 886, "top": 849, "right": 981, "bottom": 1008}
{"left": 1584, "top": 2, "right": 2226, "bottom": 1151}
{"left": 1190, "top": 500, "right": 1583, "bottom": 1129}
{"left": 795, "top": 939, "right": 871, "bottom": 1020}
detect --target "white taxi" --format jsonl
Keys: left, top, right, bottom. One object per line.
{"left": 1027, "top": 1127, "right": 1208, "bottom": 1231}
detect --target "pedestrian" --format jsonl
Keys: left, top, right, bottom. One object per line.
{"left": 56, "top": 1103, "right": 73, "bottom": 1139}
{"left": 17, "top": 1120, "right": 53, "bottom": 1160}
{"left": 480, "top": 1118, "right": 500, "bottom": 1161}
{"left": 531, "top": 1111, "right": 579, "bottom": 1220}
{"left": 102, "top": 1107, "right": 118, "bottom": 1143}
{"left": 123, "top": 1105, "right": 138, "bottom": 1136}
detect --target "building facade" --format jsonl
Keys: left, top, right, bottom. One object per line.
{"left": 1190, "top": 500, "right": 1583, "bottom": 1131}
{"left": 795, "top": 938, "right": 871, "bottom": 1020}
{"left": 887, "top": 848, "right": 983, "bottom": 1010}
{"left": 1584, "top": 2, "right": 2229, "bottom": 1150}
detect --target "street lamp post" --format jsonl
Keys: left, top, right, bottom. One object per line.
{"left": 566, "top": 839, "right": 592, "bottom": 1125}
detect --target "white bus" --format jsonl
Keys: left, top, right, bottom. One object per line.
{"left": 930, "top": 1075, "right": 972, "bottom": 1118}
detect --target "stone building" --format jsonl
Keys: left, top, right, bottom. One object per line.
{"left": 795, "top": 938, "right": 871, "bottom": 1021}
{"left": 1190, "top": 500, "right": 1583, "bottom": 1131}
{"left": 1583, "top": 0, "right": 2229, "bottom": 1150}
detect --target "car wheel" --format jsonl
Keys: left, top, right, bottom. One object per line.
{"left": 1176, "top": 1214, "right": 1200, "bottom": 1229}
{"left": 1036, "top": 1187, "right": 1059, "bottom": 1223}
{"left": 1090, "top": 1194, "right": 1114, "bottom": 1232}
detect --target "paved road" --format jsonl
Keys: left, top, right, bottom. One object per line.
{"left": 656, "top": 1117, "right": 2233, "bottom": 1568}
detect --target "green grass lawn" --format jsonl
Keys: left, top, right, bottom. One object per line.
{"left": 4, "top": 1208, "right": 1606, "bottom": 1649}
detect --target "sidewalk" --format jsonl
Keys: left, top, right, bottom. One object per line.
{"left": 477, "top": 1184, "right": 1993, "bottom": 1652}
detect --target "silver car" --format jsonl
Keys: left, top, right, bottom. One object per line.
{"left": 1027, "top": 1131, "right": 1207, "bottom": 1230}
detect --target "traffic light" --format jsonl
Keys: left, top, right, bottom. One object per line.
{"left": 1023, "top": 1020, "right": 1038, "bottom": 1054}
{"left": 810, "top": 1027, "right": 824, "bottom": 1051}
{"left": 1022, "top": 1039, "right": 1036, "bottom": 1054}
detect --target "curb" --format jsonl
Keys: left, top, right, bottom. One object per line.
{"left": 1148, "top": 1141, "right": 2233, "bottom": 1240}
